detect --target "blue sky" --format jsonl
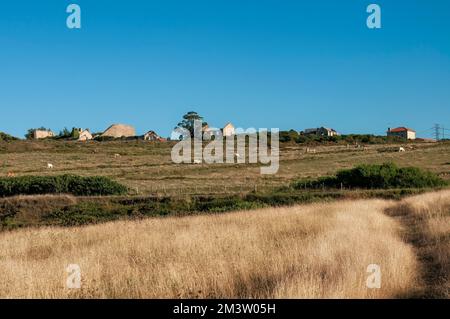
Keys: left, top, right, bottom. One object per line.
{"left": 0, "top": 0, "right": 449, "bottom": 138}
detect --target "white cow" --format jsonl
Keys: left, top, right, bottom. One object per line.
{"left": 399, "top": 147, "right": 406, "bottom": 153}
{"left": 47, "top": 163, "right": 54, "bottom": 169}
{"left": 193, "top": 159, "right": 202, "bottom": 164}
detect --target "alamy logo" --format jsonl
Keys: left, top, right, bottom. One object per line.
{"left": 171, "top": 120, "right": 279, "bottom": 175}
{"left": 366, "top": 264, "right": 381, "bottom": 289}
{"left": 367, "top": 4, "right": 382, "bottom": 29}
{"left": 66, "top": 4, "right": 81, "bottom": 29}
{"left": 66, "top": 264, "right": 81, "bottom": 289}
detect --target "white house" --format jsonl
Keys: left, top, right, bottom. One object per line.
{"left": 143, "top": 130, "right": 166, "bottom": 141}
{"left": 78, "top": 129, "right": 93, "bottom": 141}
{"left": 387, "top": 127, "right": 416, "bottom": 140}
{"left": 33, "top": 129, "right": 55, "bottom": 139}
{"left": 303, "top": 127, "right": 340, "bottom": 137}
{"left": 203, "top": 122, "right": 236, "bottom": 140}
{"left": 222, "top": 123, "right": 236, "bottom": 137}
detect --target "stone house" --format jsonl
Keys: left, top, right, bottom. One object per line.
{"left": 387, "top": 127, "right": 416, "bottom": 140}
{"left": 33, "top": 129, "right": 55, "bottom": 139}
{"left": 143, "top": 130, "right": 166, "bottom": 141}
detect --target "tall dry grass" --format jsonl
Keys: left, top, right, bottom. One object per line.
{"left": 0, "top": 199, "right": 420, "bottom": 299}
{"left": 388, "top": 190, "right": 450, "bottom": 298}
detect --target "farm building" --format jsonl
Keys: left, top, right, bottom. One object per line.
{"left": 78, "top": 129, "right": 93, "bottom": 141}
{"left": 33, "top": 129, "right": 55, "bottom": 139}
{"left": 303, "top": 127, "right": 340, "bottom": 137}
{"left": 101, "top": 124, "right": 136, "bottom": 138}
{"left": 202, "top": 125, "right": 218, "bottom": 140}
{"left": 222, "top": 123, "right": 236, "bottom": 137}
{"left": 387, "top": 127, "right": 416, "bottom": 140}
{"left": 143, "top": 130, "right": 166, "bottom": 141}
{"left": 203, "top": 123, "right": 236, "bottom": 140}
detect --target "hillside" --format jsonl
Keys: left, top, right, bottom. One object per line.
{"left": 0, "top": 132, "right": 18, "bottom": 142}
{"left": 0, "top": 140, "right": 449, "bottom": 196}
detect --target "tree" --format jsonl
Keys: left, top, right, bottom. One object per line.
{"left": 0, "top": 132, "right": 18, "bottom": 141}
{"left": 175, "top": 111, "right": 208, "bottom": 138}
{"left": 58, "top": 127, "right": 72, "bottom": 139}
{"left": 70, "top": 127, "right": 80, "bottom": 139}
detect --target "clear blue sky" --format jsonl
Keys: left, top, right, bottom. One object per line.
{"left": 1, "top": 0, "right": 449, "bottom": 138}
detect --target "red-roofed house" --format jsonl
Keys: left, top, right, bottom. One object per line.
{"left": 387, "top": 127, "right": 416, "bottom": 140}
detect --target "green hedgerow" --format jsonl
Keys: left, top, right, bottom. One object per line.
{"left": 293, "top": 163, "right": 447, "bottom": 190}
{"left": 0, "top": 175, "right": 128, "bottom": 197}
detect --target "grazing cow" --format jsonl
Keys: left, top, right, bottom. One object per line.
{"left": 193, "top": 159, "right": 202, "bottom": 164}
{"left": 7, "top": 172, "right": 15, "bottom": 178}
{"left": 114, "top": 153, "right": 121, "bottom": 158}
{"left": 306, "top": 147, "right": 316, "bottom": 154}
{"left": 399, "top": 147, "right": 406, "bottom": 153}
{"left": 47, "top": 163, "right": 54, "bottom": 169}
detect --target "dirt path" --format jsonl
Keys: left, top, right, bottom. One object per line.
{"left": 385, "top": 198, "right": 450, "bottom": 298}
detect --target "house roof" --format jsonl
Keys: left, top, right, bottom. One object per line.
{"left": 304, "top": 127, "right": 337, "bottom": 133}
{"left": 388, "top": 127, "right": 416, "bottom": 133}
{"left": 102, "top": 124, "right": 136, "bottom": 137}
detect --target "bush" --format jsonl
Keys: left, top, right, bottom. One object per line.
{"left": 288, "top": 133, "right": 405, "bottom": 145}
{"left": 293, "top": 163, "right": 447, "bottom": 190}
{"left": 0, "top": 132, "right": 18, "bottom": 142}
{"left": 0, "top": 175, "right": 128, "bottom": 197}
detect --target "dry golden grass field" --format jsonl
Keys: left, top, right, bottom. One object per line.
{"left": 0, "top": 140, "right": 449, "bottom": 299}
{"left": 0, "top": 190, "right": 448, "bottom": 299}
{"left": 1, "top": 140, "right": 449, "bottom": 195}
{"left": 387, "top": 191, "right": 450, "bottom": 298}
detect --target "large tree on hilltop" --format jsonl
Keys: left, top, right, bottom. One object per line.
{"left": 175, "top": 111, "right": 208, "bottom": 138}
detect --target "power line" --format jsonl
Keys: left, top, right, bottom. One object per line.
{"left": 430, "top": 124, "right": 450, "bottom": 140}
{"left": 433, "top": 124, "right": 441, "bottom": 141}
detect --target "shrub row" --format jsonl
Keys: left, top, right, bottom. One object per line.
{"left": 0, "top": 132, "right": 18, "bottom": 142}
{"left": 1, "top": 188, "right": 433, "bottom": 229}
{"left": 279, "top": 131, "right": 405, "bottom": 145}
{"left": 42, "top": 192, "right": 345, "bottom": 226}
{"left": 293, "top": 163, "right": 447, "bottom": 190}
{"left": 0, "top": 175, "right": 128, "bottom": 197}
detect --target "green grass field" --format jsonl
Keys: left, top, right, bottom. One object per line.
{"left": 1, "top": 140, "right": 449, "bottom": 196}
{"left": 1, "top": 139, "right": 449, "bottom": 230}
